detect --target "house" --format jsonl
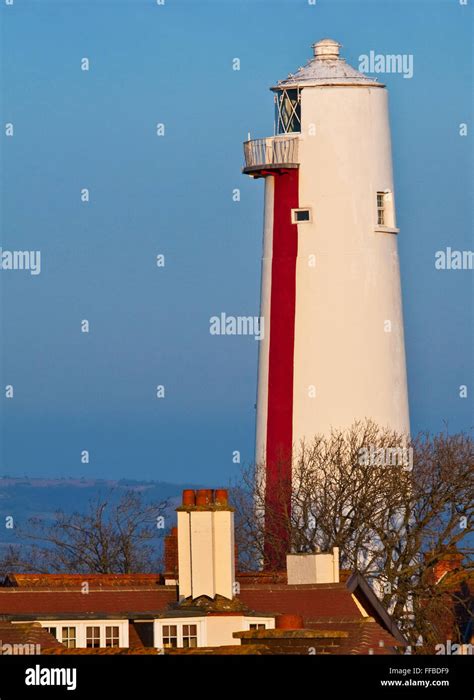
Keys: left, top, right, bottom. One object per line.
{"left": 0, "top": 489, "right": 407, "bottom": 655}
{"left": 419, "top": 550, "right": 474, "bottom": 654}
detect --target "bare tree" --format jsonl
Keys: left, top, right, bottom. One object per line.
{"left": 0, "top": 490, "right": 169, "bottom": 575}
{"left": 231, "top": 420, "right": 474, "bottom": 647}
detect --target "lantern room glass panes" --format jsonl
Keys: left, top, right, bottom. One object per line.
{"left": 275, "top": 89, "right": 301, "bottom": 134}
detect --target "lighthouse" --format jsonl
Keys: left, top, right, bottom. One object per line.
{"left": 243, "top": 39, "right": 410, "bottom": 567}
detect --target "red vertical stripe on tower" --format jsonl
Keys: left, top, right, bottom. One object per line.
{"left": 264, "top": 169, "right": 299, "bottom": 570}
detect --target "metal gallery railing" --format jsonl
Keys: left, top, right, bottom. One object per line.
{"left": 243, "top": 136, "right": 299, "bottom": 171}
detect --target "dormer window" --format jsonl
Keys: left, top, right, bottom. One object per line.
{"left": 156, "top": 619, "right": 202, "bottom": 649}
{"left": 275, "top": 88, "right": 301, "bottom": 134}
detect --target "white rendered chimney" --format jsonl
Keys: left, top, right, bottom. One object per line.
{"left": 286, "top": 547, "right": 340, "bottom": 585}
{"left": 177, "top": 489, "right": 235, "bottom": 600}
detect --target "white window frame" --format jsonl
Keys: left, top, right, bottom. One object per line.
{"left": 242, "top": 617, "right": 275, "bottom": 631}
{"left": 181, "top": 622, "right": 199, "bottom": 649}
{"left": 375, "top": 190, "right": 398, "bottom": 233}
{"left": 104, "top": 624, "right": 121, "bottom": 648}
{"left": 376, "top": 191, "right": 386, "bottom": 226}
{"left": 291, "top": 208, "right": 312, "bottom": 224}
{"left": 85, "top": 624, "right": 101, "bottom": 649}
{"left": 33, "top": 620, "right": 128, "bottom": 649}
{"left": 154, "top": 618, "right": 204, "bottom": 650}
{"left": 61, "top": 626, "right": 77, "bottom": 649}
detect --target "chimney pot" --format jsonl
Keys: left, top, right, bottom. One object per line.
{"left": 276, "top": 614, "right": 304, "bottom": 630}
{"left": 215, "top": 488, "right": 229, "bottom": 506}
{"left": 196, "top": 489, "right": 214, "bottom": 506}
{"left": 182, "top": 489, "right": 196, "bottom": 506}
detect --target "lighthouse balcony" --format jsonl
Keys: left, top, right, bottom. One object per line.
{"left": 243, "top": 135, "right": 300, "bottom": 175}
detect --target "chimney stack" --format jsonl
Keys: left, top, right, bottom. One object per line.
{"left": 177, "top": 488, "right": 235, "bottom": 601}
{"left": 163, "top": 526, "right": 178, "bottom": 585}
{"left": 286, "top": 548, "right": 340, "bottom": 585}
{"left": 429, "top": 550, "right": 463, "bottom": 584}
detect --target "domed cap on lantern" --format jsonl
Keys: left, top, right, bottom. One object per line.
{"left": 272, "top": 38, "right": 383, "bottom": 90}
{"left": 312, "top": 38, "right": 341, "bottom": 60}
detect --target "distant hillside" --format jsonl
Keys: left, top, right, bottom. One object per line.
{"left": 0, "top": 477, "right": 201, "bottom": 549}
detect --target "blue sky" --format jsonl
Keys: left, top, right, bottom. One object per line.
{"left": 0, "top": 0, "right": 472, "bottom": 483}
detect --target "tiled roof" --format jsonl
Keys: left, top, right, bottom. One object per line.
{"left": 308, "top": 618, "right": 405, "bottom": 655}
{"left": 42, "top": 647, "right": 163, "bottom": 655}
{"left": 0, "top": 588, "right": 176, "bottom": 619}
{"left": 0, "top": 581, "right": 362, "bottom": 620}
{"left": 0, "top": 581, "right": 370, "bottom": 624}
{"left": 42, "top": 645, "right": 271, "bottom": 655}
{"left": 238, "top": 583, "right": 361, "bottom": 619}
{"left": 236, "top": 571, "right": 287, "bottom": 585}
{"left": 0, "top": 621, "right": 63, "bottom": 649}
{"left": 165, "top": 645, "right": 271, "bottom": 655}
{"left": 3, "top": 574, "right": 162, "bottom": 589}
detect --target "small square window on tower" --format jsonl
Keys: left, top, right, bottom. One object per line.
{"left": 291, "top": 208, "right": 312, "bottom": 223}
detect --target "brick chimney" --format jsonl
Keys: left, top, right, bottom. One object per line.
{"left": 431, "top": 551, "right": 464, "bottom": 584}
{"left": 177, "top": 488, "right": 235, "bottom": 601}
{"left": 163, "top": 526, "right": 178, "bottom": 584}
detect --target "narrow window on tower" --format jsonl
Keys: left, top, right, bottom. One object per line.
{"left": 291, "top": 208, "right": 312, "bottom": 223}
{"left": 376, "top": 191, "right": 396, "bottom": 230}
{"left": 377, "top": 192, "right": 385, "bottom": 225}
{"left": 275, "top": 89, "right": 301, "bottom": 134}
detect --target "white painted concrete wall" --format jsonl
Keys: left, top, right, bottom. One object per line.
{"left": 292, "top": 84, "right": 410, "bottom": 446}
{"left": 255, "top": 175, "right": 275, "bottom": 466}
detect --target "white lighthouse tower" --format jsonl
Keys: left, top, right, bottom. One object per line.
{"left": 243, "top": 39, "right": 410, "bottom": 566}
